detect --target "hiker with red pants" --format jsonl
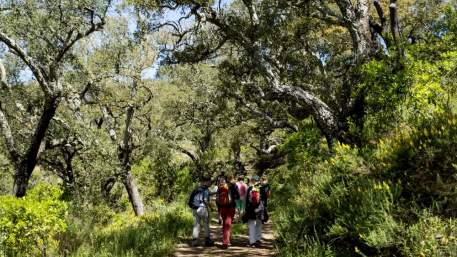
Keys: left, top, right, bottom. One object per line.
{"left": 216, "top": 174, "right": 240, "bottom": 249}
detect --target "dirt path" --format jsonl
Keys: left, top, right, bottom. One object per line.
{"left": 173, "top": 216, "right": 277, "bottom": 257}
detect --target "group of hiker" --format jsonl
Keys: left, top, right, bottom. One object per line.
{"left": 188, "top": 173, "right": 270, "bottom": 249}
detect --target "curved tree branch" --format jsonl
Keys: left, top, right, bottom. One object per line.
{"left": 176, "top": 145, "right": 197, "bottom": 162}
{"left": 0, "top": 31, "right": 51, "bottom": 95}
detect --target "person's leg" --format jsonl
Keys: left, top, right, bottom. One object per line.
{"left": 220, "top": 208, "right": 227, "bottom": 245}
{"left": 192, "top": 209, "right": 201, "bottom": 246}
{"left": 222, "top": 208, "right": 235, "bottom": 246}
{"left": 201, "top": 208, "right": 213, "bottom": 247}
{"left": 235, "top": 200, "right": 242, "bottom": 218}
{"left": 255, "top": 218, "right": 263, "bottom": 243}
{"left": 248, "top": 219, "right": 256, "bottom": 245}
{"left": 240, "top": 199, "right": 246, "bottom": 215}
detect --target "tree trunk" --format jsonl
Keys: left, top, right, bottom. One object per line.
{"left": 231, "top": 138, "right": 245, "bottom": 175}
{"left": 101, "top": 177, "right": 116, "bottom": 199}
{"left": 389, "top": 0, "right": 404, "bottom": 59}
{"left": 62, "top": 151, "right": 76, "bottom": 195}
{"left": 120, "top": 106, "right": 145, "bottom": 216}
{"left": 336, "top": 0, "right": 373, "bottom": 62}
{"left": 123, "top": 171, "right": 145, "bottom": 216}
{"left": 13, "top": 96, "right": 59, "bottom": 197}
{"left": 0, "top": 59, "right": 6, "bottom": 85}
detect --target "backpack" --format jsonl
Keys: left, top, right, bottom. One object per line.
{"left": 249, "top": 186, "right": 261, "bottom": 208}
{"left": 216, "top": 183, "right": 233, "bottom": 207}
{"left": 187, "top": 187, "right": 205, "bottom": 209}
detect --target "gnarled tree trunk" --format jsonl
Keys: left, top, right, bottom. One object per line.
{"left": 13, "top": 96, "right": 60, "bottom": 197}
{"left": 123, "top": 171, "right": 144, "bottom": 216}
{"left": 102, "top": 104, "right": 145, "bottom": 216}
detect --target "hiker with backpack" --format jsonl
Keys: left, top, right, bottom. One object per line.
{"left": 216, "top": 174, "right": 240, "bottom": 249}
{"left": 235, "top": 174, "right": 248, "bottom": 220}
{"left": 188, "top": 177, "right": 214, "bottom": 247}
{"left": 243, "top": 175, "right": 265, "bottom": 247}
{"left": 260, "top": 175, "right": 271, "bottom": 223}
{"left": 216, "top": 172, "right": 227, "bottom": 225}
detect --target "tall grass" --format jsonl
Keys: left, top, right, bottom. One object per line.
{"left": 67, "top": 202, "right": 193, "bottom": 257}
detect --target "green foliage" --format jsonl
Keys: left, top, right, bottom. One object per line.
{"left": 0, "top": 154, "right": 13, "bottom": 195}
{"left": 275, "top": 144, "right": 401, "bottom": 257}
{"left": 1, "top": 3, "right": 457, "bottom": 257}
{"left": 373, "top": 113, "right": 457, "bottom": 216}
{"left": 405, "top": 52, "right": 456, "bottom": 119}
{"left": 402, "top": 212, "right": 457, "bottom": 257}
{"left": 66, "top": 201, "right": 193, "bottom": 257}
{"left": 356, "top": 23, "right": 457, "bottom": 143}
{"left": 275, "top": 111, "right": 457, "bottom": 257}
{"left": 276, "top": 235, "right": 335, "bottom": 257}
{"left": 0, "top": 184, "right": 68, "bottom": 257}
{"left": 132, "top": 155, "right": 194, "bottom": 203}
{"left": 280, "top": 120, "right": 325, "bottom": 168}
{"left": 1, "top": 0, "right": 108, "bottom": 66}
{"left": 360, "top": 58, "right": 408, "bottom": 114}
{"left": 230, "top": 223, "right": 246, "bottom": 237}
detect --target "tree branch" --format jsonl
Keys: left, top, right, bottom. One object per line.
{"left": 316, "top": 1, "right": 346, "bottom": 26}
{"left": 389, "top": 0, "right": 404, "bottom": 59}
{"left": 242, "top": 0, "right": 260, "bottom": 27}
{"left": 53, "top": 9, "right": 106, "bottom": 67}
{"left": 122, "top": 105, "right": 134, "bottom": 150}
{"left": 0, "top": 59, "right": 6, "bottom": 87}
{"left": 176, "top": 145, "right": 197, "bottom": 162}
{"left": 101, "top": 106, "right": 118, "bottom": 141}
{"left": 0, "top": 104, "right": 20, "bottom": 164}
{"left": 164, "top": 1, "right": 340, "bottom": 144}
{"left": 373, "top": 0, "right": 386, "bottom": 30}
{"left": 0, "top": 31, "right": 51, "bottom": 95}
{"left": 233, "top": 92, "right": 298, "bottom": 132}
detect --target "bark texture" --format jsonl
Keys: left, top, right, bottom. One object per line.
{"left": 336, "top": 0, "right": 373, "bottom": 61}
{"left": 123, "top": 171, "right": 145, "bottom": 216}
{"left": 102, "top": 104, "right": 145, "bottom": 216}
{"left": 0, "top": 60, "right": 6, "bottom": 86}
{"left": 13, "top": 96, "right": 60, "bottom": 197}
{"left": 389, "top": 0, "right": 404, "bottom": 58}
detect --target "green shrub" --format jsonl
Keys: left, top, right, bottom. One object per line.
{"left": 402, "top": 213, "right": 457, "bottom": 257}
{"left": 373, "top": 113, "right": 457, "bottom": 216}
{"left": 0, "top": 184, "right": 68, "bottom": 257}
{"left": 277, "top": 234, "right": 335, "bottom": 257}
{"left": 275, "top": 144, "right": 402, "bottom": 257}
{"left": 57, "top": 203, "right": 117, "bottom": 256}
{"left": 68, "top": 201, "right": 193, "bottom": 257}
{"left": 133, "top": 157, "right": 194, "bottom": 204}
{"left": 275, "top": 112, "right": 457, "bottom": 257}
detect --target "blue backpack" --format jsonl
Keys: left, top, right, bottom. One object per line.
{"left": 187, "top": 187, "right": 205, "bottom": 209}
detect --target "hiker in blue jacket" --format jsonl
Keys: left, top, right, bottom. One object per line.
{"left": 188, "top": 177, "right": 214, "bottom": 247}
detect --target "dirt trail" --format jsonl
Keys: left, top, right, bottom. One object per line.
{"left": 173, "top": 216, "right": 277, "bottom": 257}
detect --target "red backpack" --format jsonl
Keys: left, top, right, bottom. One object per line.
{"left": 249, "top": 186, "right": 261, "bottom": 207}
{"left": 216, "top": 183, "right": 232, "bottom": 206}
